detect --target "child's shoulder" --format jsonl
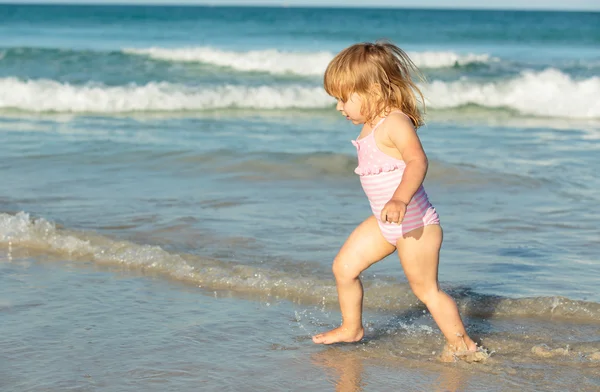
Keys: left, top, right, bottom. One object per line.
{"left": 381, "top": 111, "right": 416, "bottom": 135}
{"left": 378, "top": 111, "right": 420, "bottom": 149}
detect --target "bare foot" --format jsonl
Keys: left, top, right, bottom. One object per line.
{"left": 439, "top": 334, "right": 489, "bottom": 363}
{"left": 455, "top": 348, "right": 490, "bottom": 363}
{"left": 312, "top": 326, "right": 364, "bottom": 345}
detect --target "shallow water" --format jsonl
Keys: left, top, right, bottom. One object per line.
{"left": 3, "top": 252, "right": 600, "bottom": 392}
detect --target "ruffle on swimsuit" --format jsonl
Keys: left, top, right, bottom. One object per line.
{"left": 351, "top": 130, "right": 407, "bottom": 176}
{"left": 353, "top": 161, "right": 406, "bottom": 176}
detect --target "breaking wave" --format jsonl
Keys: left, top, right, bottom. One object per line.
{"left": 425, "top": 68, "right": 600, "bottom": 119}
{"left": 0, "top": 78, "right": 332, "bottom": 112}
{"left": 1, "top": 211, "right": 599, "bottom": 322}
{"left": 1, "top": 68, "right": 598, "bottom": 118}
{"left": 123, "top": 46, "right": 493, "bottom": 75}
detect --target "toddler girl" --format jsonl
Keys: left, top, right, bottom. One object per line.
{"left": 312, "top": 41, "right": 483, "bottom": 362}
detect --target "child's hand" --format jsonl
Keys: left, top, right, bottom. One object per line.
{"left": 381, "top": 199, "right": 407, "bottom": 224}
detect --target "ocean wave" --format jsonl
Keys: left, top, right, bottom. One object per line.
{"left": 123, "top": 46, "right": 492, "bottom": 74}
{"left": 0, "top": 77, "right": 333, "bottom": 112}
{"left": 1, "top": 69, "right": 599, "bottom": 118}
{"left": 0, "top": 46, "right": 492, "bottom": 75}
{"left": 1, "top": 211, "right": 599, "bottom": 322}
{"left": 424, "top": 68, "right": 600, "bottom": 119}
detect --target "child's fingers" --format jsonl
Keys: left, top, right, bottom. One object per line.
{"left": 381, "top": 208, "right": 395, "bottom": 222}
{"left": 381, "top": 203, "right": 407, "bottom": 224}
{"left": 386, "top": 209, "right": 407, "bottom": 224}
{"left": 385, "top": 211, "right": 400, "bottom": 223}
{"left": 380, "top": 208, "right": 388, "bottom": 222}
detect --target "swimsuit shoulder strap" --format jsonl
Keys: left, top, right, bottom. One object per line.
{"left": 371, "top": 117, "right": 387, "bottom": 133}
{"left": 367, "top": 111, "right": 413, "bottom": 139}
{"left": 371, "top": 111, "right": 404, "bottom": 135}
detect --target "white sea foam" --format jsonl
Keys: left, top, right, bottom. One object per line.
{"left": 410, "top": 51, "right": 492, "bottom": 69}
{"left": 0, "top": 212, "right": 195, "bottom": 279}
{"left": 1, "top": 69, "right": 598, "bottom": 118}
{"left": 0, "top": 77, "right": 333, "bottom": 112}
{"left": 1, "top": 211, "right": 599, "bottom": 322}
{"left": 123, "top": 46, "right": 492, "bottom": 75}
{"left": 424, "top": 68, "right": 600, "bottom": 119}
{"left": 124, "top": 47, "right": 333, "bottom": 76}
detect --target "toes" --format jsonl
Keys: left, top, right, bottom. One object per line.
{"left": 458, "top": 349, "right": 490, "bottom": 363}
{"left": 312, "top": 334, "right": 325, "bottom": 344}
{"left": 453, "top": 348, "right": 490, "bottom": 363}
{"left": 313, "top": 333, "right": 337, "bottom": 345}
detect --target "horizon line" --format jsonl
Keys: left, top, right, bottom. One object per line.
{"left": 0, "top": 2, "right": 599, "bottom": 12}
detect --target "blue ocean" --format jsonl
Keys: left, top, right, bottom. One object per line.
{"left": 1, "top": 4, "right": 599, "bottom": 391}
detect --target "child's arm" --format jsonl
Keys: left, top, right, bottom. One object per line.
{"left": 380, "top": 114, "right": 428, "bottom": 223}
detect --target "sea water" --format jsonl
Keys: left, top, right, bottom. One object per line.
{"left": 1, "top": 5, "right": 599, "bottom": 391}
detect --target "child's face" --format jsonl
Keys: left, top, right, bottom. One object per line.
{"left": 336, "top": 93, "right": 364, "bottom": 125}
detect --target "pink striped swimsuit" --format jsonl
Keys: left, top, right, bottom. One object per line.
{"left": 351, "top": 113, "right": 440, "bottom": 245}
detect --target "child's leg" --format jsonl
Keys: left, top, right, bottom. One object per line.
{"left": 312, "top": 215, "right": 396, "bottom": 344}
{"left": 395, "top": 224, "right": 477, "bottom": 355}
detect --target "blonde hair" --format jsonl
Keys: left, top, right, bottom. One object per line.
{"left": 324, "top": 41, "right": 426, "bottom": 128}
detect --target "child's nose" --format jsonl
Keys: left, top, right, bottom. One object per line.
{"left": 336, "top": 101, "right": 343, "bottom": 111}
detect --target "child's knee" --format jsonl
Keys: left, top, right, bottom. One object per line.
{"left": 410, "top": 282, "right": 439, "bottom": 304}
{"left": 332, "top": 258, "right": 360, "bottom": 281}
